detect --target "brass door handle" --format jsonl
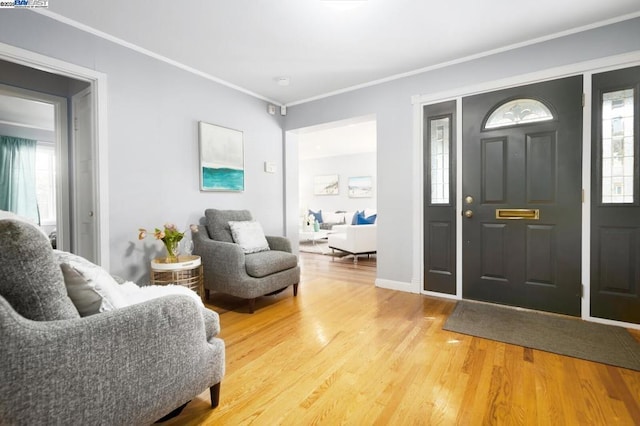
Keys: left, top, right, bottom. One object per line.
{"left": 464, "top": 210, "right": 473, "bottom": 218}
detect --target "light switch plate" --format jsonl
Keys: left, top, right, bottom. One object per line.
{"left": 264, "top": 161, "right": 276, "bottom": 173}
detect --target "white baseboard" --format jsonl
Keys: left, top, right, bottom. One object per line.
{"left": 422, "top": 290, "right": 461, "bottom": 301}
{"left": 375, "top": 278, "right": 420, "bottom": 294}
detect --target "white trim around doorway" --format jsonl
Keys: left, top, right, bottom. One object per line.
{"left": 0, "top": 41, "right": 110, "bottom": 269}
{"left": 412, "top": 50, "right": 640, "bottom": 330}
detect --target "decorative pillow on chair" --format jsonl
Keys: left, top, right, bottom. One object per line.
{"left": 228, "top": 220, "right": 271, "bottom": 254}
{"left": 60, "top": 263, "right": 103, "bottom": 316}
{"left": 54, "top": 250, "right": 129, "bottom": 313}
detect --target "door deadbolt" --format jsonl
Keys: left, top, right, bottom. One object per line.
{"left": 464, "top": 210, "right": 473, "bottom": 218}
{"left": 465, "top": 196, "right": 474, "bottom": 204}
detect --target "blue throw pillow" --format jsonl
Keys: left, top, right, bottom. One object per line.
{"left": 308, "top": 209, "right": 323, "bottom": 223}
{"left": 351, "top": 210, "right": 363, "bottom": 225}
{"left": 356, "top": 213, "right": 377, "bottom": 225}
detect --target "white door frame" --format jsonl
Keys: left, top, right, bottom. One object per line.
{"left": 0, "top": 83, "right": 70, "bottom": 250}
{"left": 412, "top": 50, "right": 640, "bottom": 330}
{"left": 0, "top": 42, "right": 110, "bottom": 268}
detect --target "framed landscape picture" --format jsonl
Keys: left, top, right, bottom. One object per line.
{"left": 199, "top": 121, "right": 244, "bottom": 191}
{"left": 348, "top": 176, "right": 373, "bottom": 198}
{"left": 314, "top": 174, "right": 339, "bottom": 195}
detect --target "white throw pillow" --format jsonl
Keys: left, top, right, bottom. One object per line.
{"left": 228, "top": 220, "right": 270, "bottom": 254}
{"left": 322, "top": 211, "right": 345, "bottom": 224}
{"left": 53, "top": 250, "right": 128, "bottom": 312}
{"left": 54, "top": 250, "right": 204, "bottom": 314}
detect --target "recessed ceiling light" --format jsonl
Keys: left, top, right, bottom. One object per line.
{"left": 321, "top": 0, "right": 367, "bottom": 11}
{"left": 276, "top": 76, "right": 290, "bottom": 86}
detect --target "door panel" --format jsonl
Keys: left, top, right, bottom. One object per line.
{"left": 72, "top": 88, "right": 97, "bottom": 263}
{"left": 482, "top": 138, "right": 506, "bottom": 203}
{"left": 423, "top": 101, "right": 456, "bottom": 294}
{"left": 526, "top": 132, "right": 556, "bottom": 202}
{"left": 462, "top": 76, "right": 583, "bottom": 316}
{"left": 591, "top": 66, "right": 640, "bottom": 324}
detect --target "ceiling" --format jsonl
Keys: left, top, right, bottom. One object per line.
{"left": 0, "top": 93, "right": 55, "bottom": 141}
{"left": 297, "top": 116, "right": 376, "bottom": 160}
{"left": 39, "top": 1, "right": 640, "bottom": 106}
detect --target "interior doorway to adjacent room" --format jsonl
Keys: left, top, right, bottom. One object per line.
{"left": 294, "top": 115, "right": 378, "bottom": 266}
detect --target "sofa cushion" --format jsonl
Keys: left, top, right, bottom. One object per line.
{"left": 205, "top": 209, "right": 252, "bottom": 242}
{"left": 245, "top": 250, "right": 298, "bottom": 278}
{"left": 0, "top": 219, "right": 80, "bottom": 321}
{"left": 228, "top": 220, "right": 270, "bottom": 254}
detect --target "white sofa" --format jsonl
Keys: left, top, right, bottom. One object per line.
{"left": 327, "top": 224, "right": 376, "bottom": 264}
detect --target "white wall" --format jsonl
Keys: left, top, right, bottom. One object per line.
{"left": 0, "top": 10, "right": 285, "bottom": 283}
{"left": 300, "top": 152, "right": 376, "bottom": 217}
{"left": 284, "top": 17, "right": 640, "bottom": 287}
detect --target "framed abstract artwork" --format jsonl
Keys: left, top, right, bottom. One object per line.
{"left": 199, "top": 121, "right": 244, "bottom": 191}
{"left": 313, "top": 174, "right": 339, "bottom": 195}
{"left": 348, "top": 176, "right": 373, "bottom": 198}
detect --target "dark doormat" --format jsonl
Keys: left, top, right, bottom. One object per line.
{"left": 443, "top": 300, "right": 640, "bottom": 371}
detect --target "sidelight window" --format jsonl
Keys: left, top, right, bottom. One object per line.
{"left": 430, "top": 117, "right": 450, "bottom": 204}
{"left": 484, "top": 98, "right": 554, "bottom": 129}
{"left": 601, "top": 89, "right": 634, "bottom": 204}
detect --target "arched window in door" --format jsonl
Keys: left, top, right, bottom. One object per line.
{"left": 483, "top": 98, "right": 554, "bottom": 130}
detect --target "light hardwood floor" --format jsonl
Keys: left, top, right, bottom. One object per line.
{"left": 167, "top": 252, "right": 640, "bottom": 425}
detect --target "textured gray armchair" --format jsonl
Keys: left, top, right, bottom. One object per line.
{"left": 193, "top": 209, "right": 300, "bottom": 313}
{"left": 0, "top": 219, "right": 225, "bottom": 425}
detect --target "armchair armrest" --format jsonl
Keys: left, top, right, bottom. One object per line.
{"left": 0, "top": 295, "right": 224, "bottom": 425}
{"left": 266, "top": 235, "right": 292, "bottom": 253}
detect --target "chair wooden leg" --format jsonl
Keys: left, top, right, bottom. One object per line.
{"left": 248, "top": 298, "right": 256, "bottom": 314}
{"left": 293, "top": 283, "right": 298, "bottom": 296}
{"left": 210, "top": 383, "right": 221, "bottom": 408}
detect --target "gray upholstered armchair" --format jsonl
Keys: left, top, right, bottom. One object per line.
{"left": 193, "top": 209, "right": 300, "bottom": 313}
{"left": 0, "top": 219, "right": 225, "bottom": 425}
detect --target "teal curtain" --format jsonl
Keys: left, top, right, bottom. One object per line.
{"left": 0, "top": 136, "right": 39, "bottom": 223}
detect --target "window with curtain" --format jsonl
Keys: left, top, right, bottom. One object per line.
{"left": 0, "top": 135, "right": 39, "bottom": 223}
{"left": 35, "top": 143, "right": 57, "bottom": 225}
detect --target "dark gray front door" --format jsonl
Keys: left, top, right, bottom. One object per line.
{"left": 591, "top": 66, "right": 640, "bottom": 324}
{"left": 462, "top": 76, "right": 583, "bottom": 316}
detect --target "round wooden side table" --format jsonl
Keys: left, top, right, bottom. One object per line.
{"left": 150, "top": 255, "right": 204, "bottom": 301}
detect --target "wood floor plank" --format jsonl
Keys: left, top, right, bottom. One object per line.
{"left": 165, "top": 252, "right": 640, "bottom": 425}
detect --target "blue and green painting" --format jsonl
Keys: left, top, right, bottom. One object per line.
{"left": 202, "top": 166, "right": 244, "bottom": 191}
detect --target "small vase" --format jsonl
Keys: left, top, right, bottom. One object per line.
{"left": 164, "top": 240, "right": 180, "bottom": 263}
{"left": 313, "top": 221, "right": 320, "bottom": 232}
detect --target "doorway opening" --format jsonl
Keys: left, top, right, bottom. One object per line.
{"left": 293, "top": 115, "right": 377, "bottom": 266}
{"left": 0, "top": 52, "right": 104, "bottom": 264}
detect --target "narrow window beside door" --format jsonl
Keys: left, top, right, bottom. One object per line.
{"left": 430, "top": 117, "right": 450, "bottom": 204}
{"left": 601, "top": 89, "right": 634, "bottom": 204}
